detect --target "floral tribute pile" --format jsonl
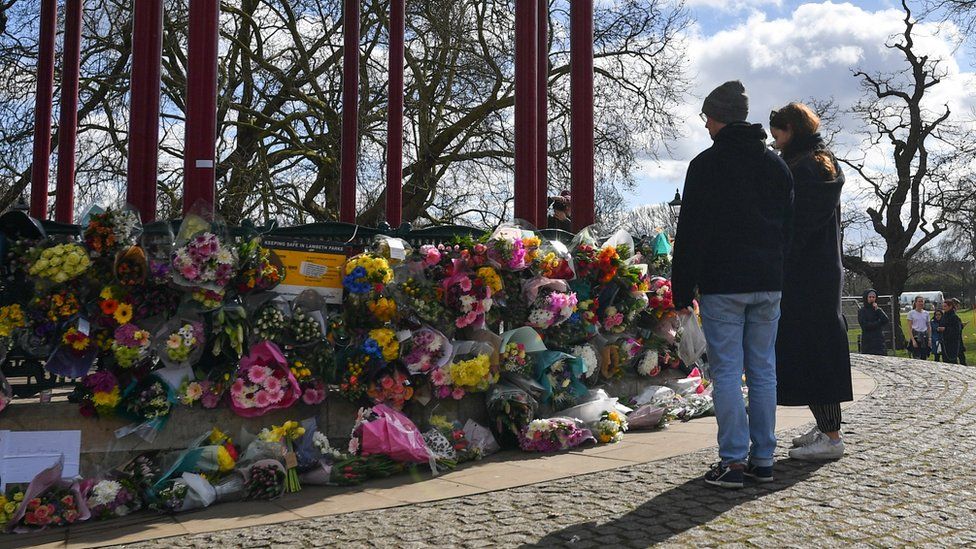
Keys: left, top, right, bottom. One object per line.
{"left": 0, "top": 211, "right": 715, "bottom": 534}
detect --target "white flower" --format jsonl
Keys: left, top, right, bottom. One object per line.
{"left": 573, "top": 345, "right": 599, "bottom": 379}
{"left": 216, "top": 249, "right": 234, "bottom": 264}
{"left": 91, "top": 480, "right": 122, "bottom": 507}
{"left": 529, "top": 309, "right": 554, "bottom": 327}
{"left": 637, "top": 350, "right": 659, "bottom": 376}
{"left": 313, "top": 431, "right": 332, "bottom": 454}
{"left": 459, "top": 295, "right": 477, "bottom": 311}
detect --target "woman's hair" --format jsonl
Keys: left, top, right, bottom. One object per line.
{"left": 769, "top": 102, "right": 837, "bottom": 178}
{"left": 914, "top": 296, "right": 924, "bottom": 305}
{"left": 934, "top": 309, "right": 943, "bottom": 318}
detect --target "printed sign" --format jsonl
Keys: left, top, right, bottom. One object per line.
{"left": 263, "top": 237, "right": 348, "bottom": 304}
{"left": 0, "top": 430, "right": 81, "bottom": 490}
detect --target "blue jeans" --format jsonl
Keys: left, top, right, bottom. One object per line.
{"left": 700, "top": 292, "right": 781, "bottom": 467}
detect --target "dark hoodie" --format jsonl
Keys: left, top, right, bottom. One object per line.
{"left": 858, "top": 289, "right": 889, "bottom": 355}
{"left": 672, "top": 122, "right": 794, "bottom": 309}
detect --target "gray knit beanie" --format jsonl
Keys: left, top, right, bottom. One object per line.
{"left": 702, "top": 80, "right": 749, "bottom": 123}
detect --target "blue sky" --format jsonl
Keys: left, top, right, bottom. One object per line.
{"left": 625, "top": 0, "right": 976, "bottom": 208}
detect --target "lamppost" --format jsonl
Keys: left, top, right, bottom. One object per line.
{"left": 667, "top": 188, "right": 682, "bottom": 218}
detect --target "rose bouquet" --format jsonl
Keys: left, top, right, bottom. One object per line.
{"left": 402, "top": 327, "right": 451, "bottom": 375}
{"left": 112, "top": 323, "right": 151, "bottom": 368}
{"left": 253, "top": 302, "right": 288, "bottom": 342}
{"left": 0, "top": 489, "right": 25, "bottom": 528}
{"left": 228, "top": 341, "right": 300, "bottom": 417}
{"left": 4, "top": 459, "right": 90, "bottom": 532}
{"left": 593, "top": 410, "right": 629, "bottom": 444}
{"left": 28, "top": 243, "right": 92, "bottom": 284}
{"left": 288, "top": 291, "right": 327, "bottom": 345}
{"left": 84, "top": 479, "right": 141, "bottom": 520}
{"left": 518, "top": 417, "right": 594, "bottom": 453}
{"left": 366, "top": 366, "right": 414, "bottom": 410}
{"left": 350, "top": 404, "right": 434, "bottom": 470}
{"left": 647, "top": 277, "right": 674, "bottom": 318}
{"left": 534, "top": 238, "right": 575, "bottom": 280}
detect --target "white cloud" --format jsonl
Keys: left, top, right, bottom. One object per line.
{"left": 685, "top": 0, "right": 783, "bottom": 12}
{"left": 630, "top": 1, "right": 976, "bottom": 212}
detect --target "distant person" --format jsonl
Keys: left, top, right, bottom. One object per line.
{"left": 907, "top": 296, "right": 931, "bottom": 360}
{"left": 858, "top": 289, "right": 889, "bottom": 355}
{"left": 769, "top": 102, "right": 851, "bottom": 461}
{"left": 938, "top": 298, "right": 964, "bottom": 364}
{"left": 931, "top": 309, "right": 943, "bottom": 362}
{"left": 547, "top": 192, "right": 573, "bottom": 232}
{"left": 672, "top": 80, "right": 793, "bottom": 488}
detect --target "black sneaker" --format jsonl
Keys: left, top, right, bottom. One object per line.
{"left": 704, "top": 462, "right": 745, "bottom": 489}
{"left": 744, "top": 462, "right": 774, "bottom": 483}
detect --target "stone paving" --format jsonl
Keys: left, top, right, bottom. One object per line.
{"left": 104, "top": 354, "right": 976, "bottom": 548}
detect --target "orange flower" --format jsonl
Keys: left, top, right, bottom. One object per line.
{"left": 100, "top": 299, "right": 119, "bottom": 315}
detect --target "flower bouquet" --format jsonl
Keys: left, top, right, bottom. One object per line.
{"left": 170, "top": 213, "right": 238, "bottom": 308}
{"left": 343, "top": 253, "right": 394, "bottom": 295}
{"left": 83, "top": 207, "right": 141, "bottom": 258}
{"left": 572, "top": 342, "right": 601, "bottom": 380}
{"left": 402, "top": 327, "right": 451, "bottom": 375}
{"left": 428, "top": 415, "right": 481, "bottom": 463}
{"left": 84, "top": 478, "right": 141, "bottom": 520}
{"left": 485, "top": 225, "right": 541, "bottom": 271}
{"left": 0, "top": 304, "right": 26, "bottom": 339}
{"left": 148, "top": 473, "right": 215, "bottom": 514}
{"left": 391, "top": 266, "right": 448, "bottom": 328}
{"left": 116, "top": 375, "right": 176, "bottom": 442}
{"left": 441, "top": 266, "right": 493, "bottom": 330}
{"left": 153, "top": 317, "right": 205, "bottom": 369}
{"left": 351, "top": 404, "right": 435, "bottom": 470}
{"left": 498, "top": 326, "right": 546, "bottom": 377}
{"left": 257, "top": 421, "right": 305, "bottom": 493}
{"left": 252, "top": 300, "right": 289, "bottom": 343}
{"left": 178, "top": 379, "right": 225, "bottom": 409}
{"left": 518, "top": 417, "right": 594, "bottom": 453}
{"left": 243, "top": 460, "right": 286, "bottom": 500}
{"left": 366, "top": 366, "right": 414, "bottom": 410}
{"left": 4, "top": 458, "right": 90, "bottom": 532}
{"left": 647, "top": 277, "right": 675, "bottom": 318}
{"left": 45, "top": 319, "right": 97, "bottom": 378}
{"left": 112, "top": 323, "right": 151, "bottom": 368}
{"left": 531, "top": 350, "right": 588, "bottom": 408}
{"left": 234, "top": 238, "right": 283, "bottom": 294}
{"left": 534, "top": 238, "right": 575, "bottom": 280}
{"left": 114, "top": 245, "right": 148, "bottom": 286}
{"left": 431, "top": 341, "right": 496, "bottom": 400}
{"left": 593, "top": 410, "right": 629, "bottom": 444}
{"left": 28, "top": 243, "right": 92, "bottom": 284}
{"left": 78, "top": 370, "right": 121, "bottom": 418}
{"left": 0, "top": 489, "right": 25, "bottom": 529}
{"left": 288, "top": 290, "right": 328, "bottom": 346}
{"left": 486, "top": 382, "right": 539, "bottom": 449}
{"left": 228, "top": 341, "right": 301, "bottom": 417}
{"left": 523, "top": 278, "right": 578, "bottom": 329}
{"left": 290, "top": 359, "right": 327, "bottom": 405}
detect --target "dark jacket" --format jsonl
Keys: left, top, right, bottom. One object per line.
{"left": 858, "top": 289, "right": 889, "bottom": 355}
{"left": 776, "top": 134, "right": 853, "bottom": 405}
{"left": 547, "top": 215, "right": 573, "bottom": 233}
{"left": 940, "top": 309, "right": 963, "bottom": 363}
{"left": 671, "top": 123, "right": 794, "bottom": 309}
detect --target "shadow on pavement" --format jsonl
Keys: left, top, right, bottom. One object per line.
{"left": 523, "top": 458, "right": 829, "bottom": 548}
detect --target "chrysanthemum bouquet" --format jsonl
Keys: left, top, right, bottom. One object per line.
{"left": 402, "top": 328, "right": 450, "bottom": 375}
{"left": 594, "top": 410, "right": 628, "bottom": 444}
{"left": 518, "top": 417, "right": 593, "bottom": 452}
{"left": 228, "top": 341, "right": 300, "bottom": 417}
{"left": 85, "top": 479, "right": 141, "bottom": 520}
{"left": 112, "top": 323, "right": 151, "bottom": 368}
{"left": 431, "top": 345, "right": 495, "bottom": 400}
{"left": 78, "top": 370, "right": 120, "bottom": 418}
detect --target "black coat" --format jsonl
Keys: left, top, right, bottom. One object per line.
{"left": 775, "top": 135, "right": 853, "bottom": 406}
{"left": 858, "top": 291, "right": 889, "bottom": 356}
{"left": 672, "top": 123, "right": 794, "bottom": 309}
{"left": 940, "top": 309, "right": 964, "bottom": 363}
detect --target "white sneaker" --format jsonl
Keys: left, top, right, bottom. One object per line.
{"left": 788, "top": 434, "right": 844, "bottom": 460}
{"left": 791, "top": 426, "right": 821, "bottom": 448}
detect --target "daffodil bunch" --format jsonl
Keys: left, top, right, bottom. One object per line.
{"left": 594, "top": 410, "right": 629, "bottom": 444}
{"left": 258, "top": 421, "right": 305, "bottom": 493}
{"left": 28, "top": 243, "right": 91, "bottom": 283}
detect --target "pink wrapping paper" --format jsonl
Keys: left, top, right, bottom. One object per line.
{"left": 229, "top": 341, "right": 301, "bottom": 418}
{"left": 6, "top": 458, "right": 91, "bottom": 533}
{"left": 359, "top": 404, "right": 433, "bottom": 464}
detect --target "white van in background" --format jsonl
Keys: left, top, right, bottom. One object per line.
{"left": 899, "top": 291, "right": 944, "bottom": 311}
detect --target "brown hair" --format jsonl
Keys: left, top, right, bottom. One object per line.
{"left": 769, "top": 102, "right": 837, "bottom": 179}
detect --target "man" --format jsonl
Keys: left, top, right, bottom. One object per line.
{"left": 938, "top": 298, "right": 964, "bottom": 364}
{"left": 547, "top": 192, "right": 573, "bottom": 232}
{"left": 671, "top": 80, "right": 794, "bottom": 489}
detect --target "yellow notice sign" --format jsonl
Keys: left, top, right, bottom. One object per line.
{"left": 262, "top": 237, "right": 348, "bottom": 304}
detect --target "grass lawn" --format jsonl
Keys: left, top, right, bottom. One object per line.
{"left": 846, "top": 308, "right": 976, "bottom": 359}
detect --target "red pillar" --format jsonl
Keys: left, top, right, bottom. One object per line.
{"left": 514, "top": 0, "right": 538, "bottom": 225}
{"left": 54, "top": 0, "right": 83, "bottom": 224}
{"left": 31, "top": 0, "right": 58, "bottom": 220}
{"left": 183, "top": 0, "right": 219, "bottom": 216}
{"left": 126, "top": 0, "right": 164, "bottom": 223}
{"left": 535, "top": 0, "right": 548, "bottom": 228}
{"left": 570, "top": 0, "right": 595, "bottom": 231}
{"left": 339, "top": 0, "right": 360, "bottom": 223}
{"left": 385, "top": 0, "right": 404, "bottom": 228}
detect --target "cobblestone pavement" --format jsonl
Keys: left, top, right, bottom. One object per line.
{"left": 121, "top": 355, "right": 976, "bottom": 548}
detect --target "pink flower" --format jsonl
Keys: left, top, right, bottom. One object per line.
{"left": 302, "top": 387, "right": 326, "bottom": 405}
{"left": 264, "top": 375, "right": 282, "bottom": 394}
{"left": 431, "top": 368, "right": 447, "bottom": 386}
{"left": 381, "top": 376, "right": 395, "bottom": 390}
{"left": 247, "top": 365, "right": 270, "bottom": 384}
{"left": 266, "top": 388, "right": 285, "bottom": 404}
{"left": 201, "top": 390, "right": 222, "bottom": 409}
{"left": 180, "top": 264, "right": 200, "bottom": 280}
{"left": 451, "top": 387, "right": 466, "bottom": 400}
{"left": 458, "top": 276, "right": 472, "bottom": 292}
{"left": 254, "top": 390, "right": 272, "bottom": 408}
{"left": 230, "top": 379, "right": 246, "bottom": 397}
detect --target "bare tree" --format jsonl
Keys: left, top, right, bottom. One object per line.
{"left": 0, "top": 0, "right": 691, "bottom": 230}
{"left": 839, "top": 0, "right": 976, "bottom": 345}
{"left": 617, "top": 203, "right": 675, "bottom": 238}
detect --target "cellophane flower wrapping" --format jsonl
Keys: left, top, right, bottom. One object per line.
{"left": 153, "top": 315, "right": 206, "bottom": 370}
{"left": 115, "top": 374, "right": 177, "bottom": 442}
{"left": 228, "top": 341, "right": 300, "bottom": 418}
{"left": 523, "top": 277, "right": 578, "bottom": 329}
{"left": 431, "top": 340, "right": 497, "bottom": 400}
{"left": 242, "top": 459, "right": 286, "bottom": 500}
{"left": 353, "top": 404, "right": 436, "bottom": 468}
{"left": 82, "top": 477, "right": 142, "bottom": 520}
{"left": 518, "top": 417, "right": 594, "bottom": 453}
{"left": 486, "top": 382, "right": 539, "bottom": 449}
{"left": 531, "top": 350, "right": 588, "bottom": 408}
{"left": 5, "top": 458, "right": 91, "bottom": 533}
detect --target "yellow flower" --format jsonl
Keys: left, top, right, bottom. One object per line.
{"left": 367, "top": 297, "right": 398, "bottom": 322}
{"left": 92, "top": 387, "right": 120, "bottom": 408}
{"left": 0, "top": 304, "right": 25, "bottom": 337}
{"left": 12, "top": 492, "right": 23, "bottom": 502}
{"left": 216, "top": 446, "right": 235, "bottom": 472}
{"left": 209, "top": 427, "right": 229, "bottom": 445}
{"left": 476, "top": 267, "right": 503, "bottom": 293}
{"left": 3, "top": 501, "right": 16, "bottom": 515}
{"left": 99, "top": 286, "right": 115, "bottom": 300}
{"left": 449, "top": 355, "right": 491, "bottom": 390}
{"left": 113, "top": 302, "right": 133, "bottom": 325}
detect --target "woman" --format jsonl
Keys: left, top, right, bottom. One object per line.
{"left": 858, "top": 289, "right": 890, "bottom": 355}
{"left": 907, "top": 296, "right": 931, "bottom": 360}
{"left": 770, "top": 103, "right": 852, "bottom": 461}
{"left": 939, "top": 298, "right": 964, "bottom": 364}
{"left": 931, "top": 309, "right": 943, "bottom": 362}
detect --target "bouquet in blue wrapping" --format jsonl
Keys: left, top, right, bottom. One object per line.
{"left": 531, "top": 350, "right": 588, "bottom": 408}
